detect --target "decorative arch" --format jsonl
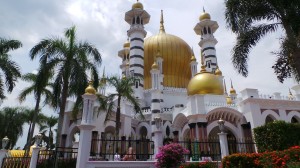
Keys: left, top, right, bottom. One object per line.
{"left": 206, "top": 107, "right": 245, "bottom": 127}
{"left": 261, "top": 110, "right": 280, "bottom": 124}
{"left": 286, "top": 111, "right": 300, "bottom": 123}
{"left": 137, "top": 122, "right": 151, "bottom": 138}
{"left": 66, "top": 123, "right": 80, "bottom": 147}
{"left": 207, "top": 120, "right": 239, "bottom": 139}
{"left": 181, "top": 123, "right": 190, "bottom": 140}
{"left": 172, "top": 113, "right": 188, "bottom": 130}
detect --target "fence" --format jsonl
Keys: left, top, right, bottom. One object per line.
{"left": 90, "top": 138, "right": 154, "bottom": 161}
{"left": 228, "top": 137, "right": 256, "bottom": 154}
{"left": 36, "top": 147, "right": 77, "bottom": 168}
{"left": 1, "top": 157, "right": 31, "bottom": 168}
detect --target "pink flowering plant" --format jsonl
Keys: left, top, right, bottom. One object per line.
{"left": 155, "top": 143, "right": 190, "bottom": 168}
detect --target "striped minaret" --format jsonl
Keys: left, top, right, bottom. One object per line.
{"left": 194, "top": 9, "right": 219, "bottom": 73}
{"left": 190, "top": 48, "right": 198, "bottom": 77}
{"left": 125, "top": 1, "right": 150, "bottom": 100}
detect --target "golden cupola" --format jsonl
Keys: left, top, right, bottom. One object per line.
{"left": 132, "top": 0, "right": 143, "bottom": 10}
{"left": 144, "top": 10, "right": 192, "bottom": 89}
{"left": 187, "top": 53, "right": 224, "bottom": 95}
{"left": 85, "top": 81, "right": 96, "bottom": 95}
{"left": 199, "top": 11, "right": 211, "bottom": 21}
{"left": 229, "top": 80, "right": 236, "bottom": 94}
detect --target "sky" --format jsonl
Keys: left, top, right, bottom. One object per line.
{"left": 0, "top": 0, "right": 297, "bottom": 147}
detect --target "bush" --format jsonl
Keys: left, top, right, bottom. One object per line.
{"left": 155, "top": 143, "right": 189, "bottom": 168}
{"left": 180, "top": 161, "right": 217, "bottom": 168}
{"left": 222, "top": 146, "right": 300, "bottom": 168}
{"left": 253, "top": 121, "right": 300, "bottom": 152}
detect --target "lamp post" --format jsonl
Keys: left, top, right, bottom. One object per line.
{"left": 2, "top": 136, "right": 9, "bottom": 150}
{"left": 29, "top": 133, "right": 43, "bottom": 168}
{"left": 217, "top": 118, "right": 229, "bottom": 158}
{"left": 35, "top": 133, "right": 43, "bottom": 146}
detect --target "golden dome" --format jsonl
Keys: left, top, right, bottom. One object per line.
{"left": 85, "top": 81, "right": 96, "bottom": 95}
{"left": 191, "top": 55, "right": 196, "bottom": 62}
{"left": 187, "top": 71, "right": 224, "bottom": 95}
{"left": 123, "top": 39, "right": 130, "bottom": 48}
{"left": 152, "top": 61, "right": 158, "bottom": 69}
{"left": 199, "top": 12, "right": 211, "bottom": 21}
{"left": 229, "top": 88, "right": 236, "bottom": 94}
{"left": 215, "top": 66, "right": 222, "bottom": 76}
{"left": 226, "top": 96, "right": 232, "bottom": 104}
{"left": 132, "top": 1, "right": 143, "bottom": 10}
{"left": 144, "top": 33, "right": 192, "bottom": 89}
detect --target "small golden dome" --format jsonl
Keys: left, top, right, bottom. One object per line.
{"left": 226, "top": 96, "right": 232, "bottom": 104}
{"left": 123, "top": 39, "right": 130, "bottom": 48}
{"left": 187, "top": 72, "right": 224, "bottom": 95}
{"left": 199, "top": 12, "right": 211, "bottom": 21}
{"left": 152, "top": 61, "right": 158, "bottom": 69}
{"left": 191, "top": 55, "right": 196, "bottom": 62}
{"left": 229, "top": 88, "right": 236, "bottom": 94}
{"left": 132, "top": 1, "right": 143, "bottom": 10}
{"left": 85, "top": 81, "right": 96, "bottom": 95}
{"left": 215, "top": 67, "right": 222, "bottom": 76}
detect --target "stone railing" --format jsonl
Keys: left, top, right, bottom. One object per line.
{"left": 258, "top": 94, "right": 296, "bottom": 101}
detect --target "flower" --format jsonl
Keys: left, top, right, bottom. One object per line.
{"left": 155, "top": 143, "right": 190, "bottom": 168}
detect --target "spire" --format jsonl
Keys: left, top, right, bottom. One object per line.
{"left": 230, "top": 79, "right": 237, "bottom": 94}
{"left": 190, "top": 47, "right": 196, "bottom": 62}
{"left": 160, "top": 10, "right": 165, "bottom": 33}
{"left": 156, "top": 42, "right": 162, "bottom": 57}
{"left": 224, "top": 79, "right": 228, "bottom": 95}
{"left": 200, "top": 51, "right": 206, "bottom": 73}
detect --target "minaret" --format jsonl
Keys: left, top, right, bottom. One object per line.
{"left": 224, "top": 80, "right": 232, "bottom": 104}
{"left": 229, "top": 79, "right": 237, "bottom": 102}
{"left": 190, "top": 48, "right": 198, "bottom": 77}
{"left": 194, "top": 9, "right": 219, "bottom": 73}
{"left": 125, "top": 0, "right": 150, "bottom": 100}
{"left": 99, "top": 68, "right": 106, "bottom": 95}
{"left": 118, "top": 38, "right": 130, "bottom": 76}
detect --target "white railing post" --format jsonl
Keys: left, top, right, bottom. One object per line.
{"left": 217, "top": 118, "right": 229, "bottom": 159}
{"left": 29, "top": 133, "right": 43, "bottom": 168}
{"left": 0, "top": 150, "right": 7, "bottom": 167}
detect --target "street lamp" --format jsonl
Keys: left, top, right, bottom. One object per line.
{"left": 2, "top": 136, "right": 9, "bottom": 149}
{"left": 218, "top": 118, "right": 226, "bottom": 133}
{"left": 35, "top": 133, "right": 43, "bottom": 146}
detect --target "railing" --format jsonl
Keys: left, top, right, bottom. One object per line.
{"left": 1, "top": 157, "right": 31, "bottom": 168}
{"left": 90, "top": 138, "right": 154, "bottom": 161}
{"left": 228, "top": 138, "right": 256, "bottom": 154}
{"left": 177, "top": 138, "right": 221, "bottom": 161}
{"left": 36, "top": 147, "right": 77, "bottom": 168}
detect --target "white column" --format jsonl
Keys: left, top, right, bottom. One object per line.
{"left": 76, "top": 91, "right": 97, "bottom": 168}
{"left": 0, "top": 150, "right": 7, "bottom": 168}
{"left": 218, "top": 133, "right": 229, "bottom": 159}
{"left": 153, "top": 116, "right": 163, "bottom": 158}
{"left": 29, "top": 146, "right": 41, "bottom": 168}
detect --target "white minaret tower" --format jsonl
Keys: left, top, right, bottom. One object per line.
{"left": 118, "top": 39, "right": 130, "bottom": 76}
{"left": 194, "top": 9, "right": 219, "bottom": 73}
{"left": 125, "top": 1, "right": 150, "bottom": 100}
{"left": 190, "top": 48, "right": 198, "bottom": 77}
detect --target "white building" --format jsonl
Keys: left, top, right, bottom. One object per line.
{"left": 61, "top": 1, "right": 300, "bottom": 158}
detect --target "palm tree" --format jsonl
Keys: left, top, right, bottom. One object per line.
{"left": 18, "top": 72, "right": 53, "bottom": 152}
{"left": 224, "top": 0, "right": 300, "bottom": 82}
{"left": 0, "top": 107, "right": 26, "bottom": 149}
{"left": 104, "top": 76, "right": 142, "bottom": 137}
{"left": 30, "top": 26, "right": 102, "bottom": 147}
{"left": 39, "top": 115, "right": 58, "bottom": 149}
{"left": 0, "top": 38, "right": 22, "bottom": 99}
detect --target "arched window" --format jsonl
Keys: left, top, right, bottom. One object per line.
{"left": 136, "top": 16, "right": 140, "bottom": 24}
{"left": 141, "top": 19, "right": 143, "bottom": 25}
{"left": 265, "top": 115, "right": 275, "bottom": 124}
{"left": 135, "top": 81, "right": 139, "bottom": 88}
{"left": 291, "top": 116, "right": 300, "bottom": 123}
{"left": 208, "top": 27, "right": 211, "bottom": 34}
{"left": 132, "top": 18, "right": 135, "bottom": 24}
{"left": 203, "top": 27, "right": 207, "bottom": 34}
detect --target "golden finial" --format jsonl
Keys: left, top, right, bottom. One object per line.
{"left": 215, "top": 66, "right": 222, "bottom": 76}
{"left": 100, "top": 67, "right": 106, "bottom": 84}
{"left": 224, "top": 79, "right": 228, "bottom": 95}
{"left": 190, "top": 47, "right": 196, "bottom": 62}
{"left": 160, "top": 10, "right": 165, "bottom": 33}
{"left": 156, "top": 42, "right": 162, "bottom": 58}
{"left": 200, "top": 51, "right": 207, "bottom": 73}
{"left": 229, "top": 79, "right": 236, "bottom": 94}
{"left": 152, "top": 56, "right": 158, "bottom": 69}
{"left": 85, "top": 81, "right": 96, "bottom": 95}
{"left": 123, "top": 37, "right": 130, "bottom": 48}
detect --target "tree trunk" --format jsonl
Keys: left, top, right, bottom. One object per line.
{"left": 56, "top": 77, "right": 69, "bottom": 147}
{"left": 115, "top": 96, "right": 121, "bottom": 139}
{"left": 24, "top": 122, "right": 32, "bottom": 149}
{"left": 25, "top": 95, "right": 41, "bottom": 156}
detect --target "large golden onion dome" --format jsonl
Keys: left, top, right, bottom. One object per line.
{"left": 132, "top": 1, "right": 143, "bottom": 10}
{"left": 199, "top": 12, "right": 211, "bottom": 21}
{"left": 144, "top": 10, "right": 192, "bottom": 89}
{"left": 187, "top": 66, "right": 224, "bottom": 95}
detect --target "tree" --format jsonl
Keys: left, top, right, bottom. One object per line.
{"left": 224, "top": 0, "right": 300, "bottom": 82}
{"left": 18, "top": 72, "right": 53, "bottom": 153}
{"left": 104, "top": 76, "right": 142, "bottom": 137}
{"left": 39, "top": 115, "right": 58, "bottom": 149}
{"left": 0, "top": 38, "right": 22, "bottom": 99}
{"left": 0, "top": 107, "right": 26, "bottom": 149}
{"left": 30, "top": 26, "right": 102, "bottom": 147}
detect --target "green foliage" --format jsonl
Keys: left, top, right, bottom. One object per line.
{"left": 253, "top": 121, "right": 300, "bottom": 152}
{"left": 181, "top": 161, "right": 217, "bottom": 168}
{"left": 222, "top": 153, "right": 261, "bottom": 168}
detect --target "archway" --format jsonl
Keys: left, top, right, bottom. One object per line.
{"left": 291, "top": 116, "right": 300, "bottom": 123}
{"left": 265, "top": 115, "right": 275, "bottom": 124}
{"left": 208, "top": 126, "right": 237, "bottom": 154}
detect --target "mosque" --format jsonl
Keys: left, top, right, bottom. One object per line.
{"left": 61, "top": 1, "right": 300, "bottom": 156}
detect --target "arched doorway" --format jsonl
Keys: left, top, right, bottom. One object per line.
{"left": 137, "top": 126, "right": 149, "bottom": 161}
{"left": 265, "top": 115, "right": 275, "bottom": 124}
{"left": 291, "top": 116, "right": 300, "bottom": 123}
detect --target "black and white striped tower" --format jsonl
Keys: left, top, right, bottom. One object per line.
{"left": 150, "top": 59, "right": 161, "bottom": 114}
{"left": 125, "top": 1, "right": 150, "bottom": 100}
{"left": 194, "top": 9, "right": 219, "bottom": 73}
{"left": 118, "top": 39, "right": 130, "bottom": 76}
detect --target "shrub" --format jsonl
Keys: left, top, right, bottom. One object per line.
{"left": 180, "top": 161, "right": 217, "bottom": 168}
{"left": 155, "top": 143, "right": 189, "bottom": 168}
{"left": 253, "top": 121, "right": 300, "bottom": 152}
{"left": 222, "top": 146, "right": 300, "bottom": 168}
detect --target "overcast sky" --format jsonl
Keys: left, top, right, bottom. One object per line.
{"left": 0, "top": 0, "right": 297, "bottom": 147}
